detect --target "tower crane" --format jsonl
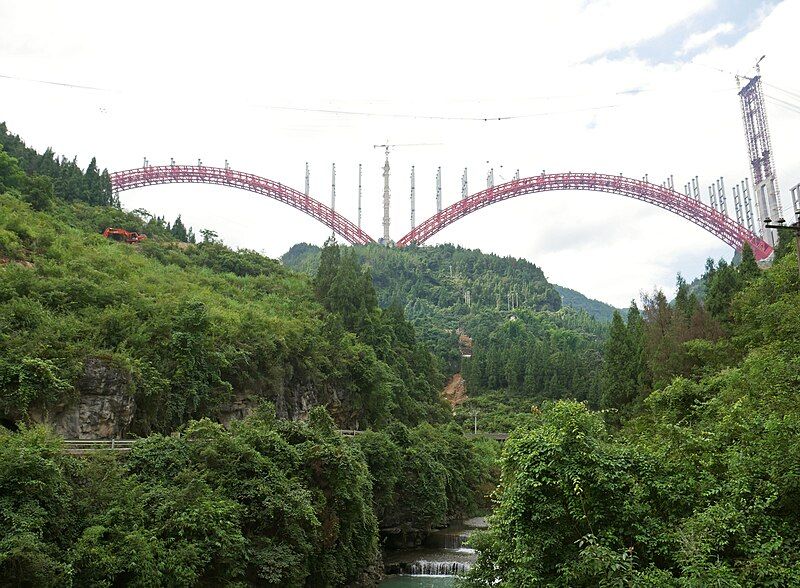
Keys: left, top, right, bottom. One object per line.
{"left": 373, "top": 142, "right": 440, "bottom": 244}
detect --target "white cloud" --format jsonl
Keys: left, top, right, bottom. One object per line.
{"left": 678, "top": 22, "right": 735, "bottom": 55}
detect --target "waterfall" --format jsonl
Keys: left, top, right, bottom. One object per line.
{"left": 406, "top": 560, "right": 471, "bottom": 576}
{"left": 383, "top": 518, "right": 483, "bottom": 578}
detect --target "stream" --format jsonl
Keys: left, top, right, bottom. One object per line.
{"left": 379, "top": 517, "right": 487, "bottom": 586}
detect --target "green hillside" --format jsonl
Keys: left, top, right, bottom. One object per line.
{"left": 553, "top": 283, "right": 621, "bottom": 322}
{"left": 283, "top": 242, "right": 608, "bottom": 430}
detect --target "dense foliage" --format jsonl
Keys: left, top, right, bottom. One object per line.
{"left": 466, "top": 249, "right": 800, "bottom": 586}
{"left": 462, "top": 308, "right": 604, "bottom": 408}
{"left": 355, "top": 422, "right": 499, "bottom": 536}
{"left": 598, "top": 246, "right": 759, "bottom": 419}
{"left": 284, "top": 242, "right": 608, "bottom": 433}
{"left": 0, "top": 194, "right": 447, "bottom": 433}
{"left": 0, "top": 408, "right": 382, "bottom": 586}
{"left": 284, "top": 242, "right": 563, "bottom": 370}
{"left": 1, "top": 122, "right": 113, "bottom": 208}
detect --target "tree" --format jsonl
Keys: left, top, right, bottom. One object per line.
{"left": 84, "top": 157, "right": 100, "bottom": 204}
{"left": 200, "top": 228, "right": 218, "bottom": 243}
{"left": 21, "top": 174, "right": 54, "bottom": 210}
{"left": 171, "top": 215, "right": 188, "bottom": 242}
{"left": 738, "top": 242, "right": 759, "bottom": 282}
{"left": 674, "top": 273, "right": 698, "bottom": 323}
{"left": 314, "top": 237, "right": 340, "bottom": 302}
{"left": 314, "top": 241, "right": 378, "bottom": 332}
{"left": 0, "top": 145, "right": 25, "bottom": 192}
{"left": 625, "top": 301, "right": 648, "bottom": 394}
{"left": 600, "top": 311, "right": 636, "bottom": 410}
{"left": 705, "top": 259, "right": 741, "bottom": 323}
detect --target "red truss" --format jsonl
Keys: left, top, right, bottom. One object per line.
{"left": 396, "top": 173, "right": 773, "bottom": 260}
{"left": 110, "top": 165, "right": 376, "bottom": 246}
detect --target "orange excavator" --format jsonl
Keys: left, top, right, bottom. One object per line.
{"left": 102, "top": 228, "right": 148, "bottom": 244}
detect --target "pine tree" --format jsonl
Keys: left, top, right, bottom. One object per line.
{"left": 674, "top": 273, "right": 697, "bottom": 323}
{"left": 84, "top": 157, "right": 100, "bottom": 204}
{"left": 99, "top": 169, "right": 113, "bottom": 206}
{"left": 314, "top": 237, "right": 341, "bottom": 303}
{"left": 171, "top": 215, "right": 188, "bottom": 242}
{"left": 600, "top": 311, "right": 635, "bottom": 410}
{"left": 626, "top": 301, "right": 648, "bottom": 394}
{"left": 738, "top": 242, "right": 759, "bottom": 282}
{"left": 706, "top": 260, "right": 741, "bottom": 322}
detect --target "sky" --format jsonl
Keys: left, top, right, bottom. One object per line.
{"left": 1, "top": 0, "right": 799, "bottom": 306}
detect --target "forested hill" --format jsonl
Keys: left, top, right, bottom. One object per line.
{"left": 553, "top": 283, "right": 621, "bottom": 322}
{"left": 283, "top": 242, "right": 562, "bottom": 311}
{"left": 284, "top": 242, "right": 616, "bottom": 319}
{"left": 282, "top": 243, "right": 607, "bottom": 425}
{"left": 283, "top": 243, "right": 557, "bottom": 363}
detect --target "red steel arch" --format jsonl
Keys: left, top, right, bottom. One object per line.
{"left": 397, "top": 173, "right": 773, "bottom": 260}
{"left": 110, "top": 165, "right": 375, "bottom": 245}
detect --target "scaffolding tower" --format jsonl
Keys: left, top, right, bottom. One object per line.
{"left": 738, "top": 60, "right": 782, "bottom": 245}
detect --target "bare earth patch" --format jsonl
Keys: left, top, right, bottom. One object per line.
{"left": 442, "top": 373, "right": 467, "bottom": 408}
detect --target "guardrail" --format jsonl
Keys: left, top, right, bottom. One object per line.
{"left": 62, "top": 429, "right": 507, "bottom": 454}
{"left": 467, "top": 432, "right": 509, "bottom": 441}
{"left": 63, "top": 439, "right": 136, "bottom": 454}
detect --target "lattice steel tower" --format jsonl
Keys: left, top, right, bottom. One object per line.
{"left": 738, "top": 57, "right": 782, "bottom": 245}
{"left": 381, "top": 147, "right": 391, "bottom": 243}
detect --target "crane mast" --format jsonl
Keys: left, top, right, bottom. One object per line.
{"left": 373, "top": 142, "right": 440, "bottom": 245}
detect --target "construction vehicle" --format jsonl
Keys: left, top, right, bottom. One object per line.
{"left": 102, "top": 227, "right": 148, "bottom": 244}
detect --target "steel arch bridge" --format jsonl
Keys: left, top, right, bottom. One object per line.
{"left": 397, "top": 172, "right": 773, "bottom": 260}
{"left": 110, "top": 165, "right": 375, "bottom": 245}
{"left": 110, "top": 166, "right": 772, "bottom": 261}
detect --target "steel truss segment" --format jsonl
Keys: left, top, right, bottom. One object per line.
{"left": 109, "top": 165, "right": 375, "bottom": 245}
{"left": 396, "top": 173, "right": 773, "bottom": 260}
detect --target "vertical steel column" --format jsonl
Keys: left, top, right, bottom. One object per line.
{"left": 790, "top": 183, "right": 800, "bottom": 213}
{"left": 357, "top": 163, "right": 362, "bottom": 229}
{"left": 717, "top": 178, "right": 728, "bottom": 217}
{"left": 331, "top": 163, "right": 336, "bottom": 213}
{"left": 436, "top": 166, "right": 442, "bottom": 213}
{"left": 743, "top": 178, "right": 756, "bottom": 233}
{"left": 382, "top": 148, "right": 391, "bottom": 243}
{"left": 410, "top": 165, "right": 416, "bottom": 230}
{"left": 708, "top": 184, "right": 718, "bottom": 211}
{"left": 733, "top": 184, "right": 745, "bottom": 226}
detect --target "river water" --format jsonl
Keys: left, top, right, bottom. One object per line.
{"left": 379, "top": 517, "right": 486, "bottom": 586}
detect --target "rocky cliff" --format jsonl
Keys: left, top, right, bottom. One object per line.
{"left": 26, "top": 357, "right": 352, "bottom": 439}
{"left": 29, "top": 357, "right": 136, "bottom": 439}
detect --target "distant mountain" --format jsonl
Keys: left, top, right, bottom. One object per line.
{"left": 553, "top": 284, "right": 621, "bottom": 322}
{"left": 282, "top": 242, "right": 562, "bottom": 315}
{"left": 282, "top": 242, "right": 608, "bottom": 372}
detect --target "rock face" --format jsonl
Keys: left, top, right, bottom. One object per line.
{"left": 217, "top": 392, "right": 260, "bottom": 428}
{"left": 273, "top": 382, "right": 356, "bottom": 429}
{"left": 27, "top": 359, "right": 351, "bottom": 438}
{"left": 274, "top": 383, "right": 322, "bottom": 422}
{"left": 30, "top": 357, "right": 136, "bottom": 439}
